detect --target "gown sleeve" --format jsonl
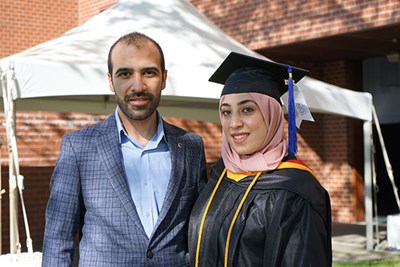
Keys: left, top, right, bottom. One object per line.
{"left": 263, "top": 189, "right": 332, "bottom": 267}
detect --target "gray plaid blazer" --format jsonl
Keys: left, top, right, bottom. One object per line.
{"left": 42, "top": 114, "right": 207, "bottom": 267}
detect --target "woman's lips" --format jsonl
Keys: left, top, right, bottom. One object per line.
{"left": 231, "top": 133, "right": 249, "bottom": 143}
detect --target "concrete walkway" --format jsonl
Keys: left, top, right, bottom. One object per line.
{"left": 332, "top": 222, "right": 400, "bottom": 263}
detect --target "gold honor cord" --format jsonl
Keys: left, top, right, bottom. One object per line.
{"left": 195, "top": 168, "right": 227, "bottom": 267}
{"left": 195, "top": 169, "right": 262, "bottom": 267}
{"left": 224, "top": 172, "right": 261, "bottom": 267}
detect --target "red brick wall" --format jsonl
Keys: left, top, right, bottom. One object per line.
{"left": 0, "top": 0, "right": 78, "bottom": 58}
{"left": 296, "top": 114, "right": 356, "bottom": 222}
{"left": 301, "top": 115, "right": 364, "bottom": 222}
{"left": 320, "top": 60, "right": 364, "bottom": 222}
{"left": 189, "top": 0, "right": 400, "bottom": 50}
{"left": 0, "top": 0, "right": 117, "bottom": 58}
{"left": 0, "top": 112, "right": 109, "bottom": 166}
{"left": 77, "top": 0, "right": 117, "bottom": 24}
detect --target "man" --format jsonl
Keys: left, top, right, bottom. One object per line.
{"left": 42, "top": 32, "right": 207, "bottom": 267}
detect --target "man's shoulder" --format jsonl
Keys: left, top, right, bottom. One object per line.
{"left": 64, "top": 114, "right": 115, "bottom": 139}
{"left": 163, "top": 120, "right": 203, "bottom": 141}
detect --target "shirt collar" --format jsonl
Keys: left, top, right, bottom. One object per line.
{"left": 114, "top": 108, "right": 166, "bottom": 147}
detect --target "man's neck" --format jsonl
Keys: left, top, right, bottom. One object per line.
{"left": 118, "top": 110, "right": 158, "bottom": 148}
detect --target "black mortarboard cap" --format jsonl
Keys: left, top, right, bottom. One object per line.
{"left": 210, "top": 52, "right": 311, "bottom": 156}
{"left": 209, "top": 52, "right": 309, "bottom": 103}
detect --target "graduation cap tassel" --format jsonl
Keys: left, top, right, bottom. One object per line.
{"left": 287, "top": 66, "right": 297, "bottom": 155}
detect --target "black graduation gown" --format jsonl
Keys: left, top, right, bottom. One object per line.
{"left": 188, "top": 158, "right": 332, "bottom": 267}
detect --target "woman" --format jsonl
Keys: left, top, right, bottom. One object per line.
{"left": 188, "top": 52, "right": 332, "bottom": 267}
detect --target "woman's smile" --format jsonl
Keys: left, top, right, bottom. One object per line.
{"left": 231, "top": 132, "right": 249, "bottom": 143}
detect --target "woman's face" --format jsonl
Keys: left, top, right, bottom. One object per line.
{"left": 220, "top": 93, "right": 268, "bottom": 156}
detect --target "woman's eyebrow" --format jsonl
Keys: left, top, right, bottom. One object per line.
{"left": 237, "top": 99, "right": 256, "bottom": 106}
{"left": 221, "top": 99, "right": 256, "bottom": 107}
{"left": 220, "top": 103, "right": 231, "bottom": 108}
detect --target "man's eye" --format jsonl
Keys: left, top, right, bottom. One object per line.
{"left": 144, "top": 70, "right": 157, "bottom": 76}
{"left": 117, "top": 72, "right": 131, "bottom": 78}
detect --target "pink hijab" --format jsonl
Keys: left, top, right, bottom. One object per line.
{"left": 220, "top": 92, "right": 288, "bottom": 173}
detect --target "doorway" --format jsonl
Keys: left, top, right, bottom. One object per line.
{"left": 374, "top": 123, "right": 400, "bottom": 216}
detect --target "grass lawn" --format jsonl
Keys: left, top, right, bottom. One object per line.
{"left": 333, "top": 258, "right": 400, "bottom": 266}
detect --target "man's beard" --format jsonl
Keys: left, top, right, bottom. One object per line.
{"left": 117, "top": 92, "right": 161, "bottom": 121}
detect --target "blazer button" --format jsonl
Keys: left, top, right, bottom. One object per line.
{"left": 146, "top": 250, "right": 153, "bottom": 259}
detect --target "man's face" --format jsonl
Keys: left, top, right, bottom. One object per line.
{"left": 108, "top": 41, "right": 167, "bottom": 121}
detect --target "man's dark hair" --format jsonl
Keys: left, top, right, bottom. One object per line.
{"left": 107, "top": 32, "right": 166, "bottom": 75}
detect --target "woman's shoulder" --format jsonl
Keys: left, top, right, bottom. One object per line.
{"left": 209, "top": 158, "right": 225, "bottom": 180}
{"left": 258, "top": 164, "right": 323, "bottom": 194}
{"left": 209, "top": 157, "right": 326, "bottom": 195}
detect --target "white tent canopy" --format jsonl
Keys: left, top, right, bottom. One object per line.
{"left": 0, "top": 0, "right": 372, "bottom": 121}
{"left": 0, "top": 0, "right": 377, "bottom": 261}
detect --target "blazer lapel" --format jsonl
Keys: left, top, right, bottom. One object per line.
{"left": 95, "top": 115, "right": 147, "bottom": 236}
{"left": 152, "top": 121, "right": 185, "bottom": 232}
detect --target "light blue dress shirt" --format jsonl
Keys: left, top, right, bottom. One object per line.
{"left": 115, "top": 110, "right": 171, "bottom": 238}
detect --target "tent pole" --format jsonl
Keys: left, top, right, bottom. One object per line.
{"left": 1, "top": 66, "right": 21, "bottom": 254}
{"left": 371, "top": 138, "right": 380, "bottom": 249}
{"left": 8, "top": 95, "right": 20, "bottom": 254}
{"left": 364, "top": 120, "right": 374, "bottom": 251}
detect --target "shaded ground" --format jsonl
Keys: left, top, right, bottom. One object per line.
{"left": 333, "top": 222, "right": 400, "bottom": 263}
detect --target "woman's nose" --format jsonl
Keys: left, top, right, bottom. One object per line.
{"left": 229, "top": 113, "right": 243, "bottom": 129}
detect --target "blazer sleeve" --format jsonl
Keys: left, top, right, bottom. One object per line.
{"left": 42, "top": 135, "right": 83, "bottom": 267}
{"left": 196, "top": 138, "right": 208, "bottom": 194}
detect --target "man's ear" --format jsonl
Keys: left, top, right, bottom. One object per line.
{"left": 161, "top": 70, "right": 168, "bottom": 90}
{"left": 108, "top": 73, "right": 115, "bottom": 92}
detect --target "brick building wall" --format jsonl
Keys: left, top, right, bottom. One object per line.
{"left": 0, "top": 0, "right": 78, "bottom": 58}
{"left": 296, "top": 114, "right": 360, "bottom": 221}
{"left": 189, "top": 0, "right": 400, "bottom": 50}
{"left": 77, "top": 0, "right": 117, "bottom": 24}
